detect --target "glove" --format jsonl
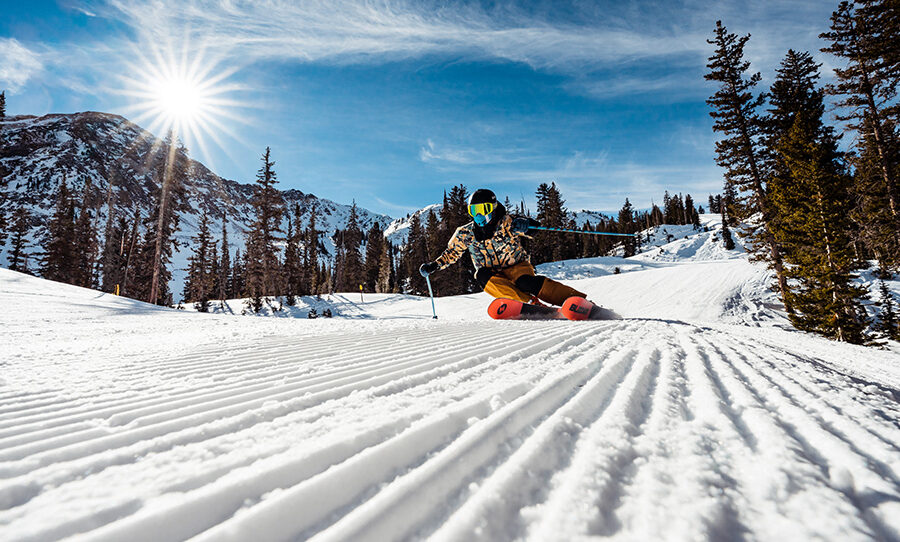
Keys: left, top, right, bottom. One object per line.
{"left": 419, "top": 261, "right": 439, "bottom": 277}
{"left": 511, "top": 217, "right": 531, "bottom": 234}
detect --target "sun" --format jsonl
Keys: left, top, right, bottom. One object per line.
{"left": 117, "top": 41, "right": 246, "bottom": 164}
{"left": 154, "top": 76, "right": 204, "bottom": 123}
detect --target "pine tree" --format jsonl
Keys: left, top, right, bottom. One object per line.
{"left": 230, "top": 249, "right": 245, "bottom": 299}
{"left": 859, "top": 0, "right": 900, "bottom": 105}
{"left": 662, "top": 191, "right": 672, "bottom": 223}
{"left": 73, "top": 178, "right": 100, "bottom": 289}
{"left": 775, "top": 120, "right": 869, "bottom": 342}
{"left": 821, "top": 0, "right": 900, "bottom": 271}
{"left": 649, "top": 204, "right": 664, "bottom": 227}
{"left": 853, "top": 122, "right": 900, "bottom": 268}
{"left": 767, "top": 50, "right": 870, "bottom": 343}
{"left": 437, "top": 184, "right": 476, "bottom": 296}
{"left": 7, "top": 203, "right": 31, "bottom": 273}
{"left": 0, "top": 206, "right": 7, "bottom": 250}
{"left": 425, "top": 210, "right": 441, "bottom": 261}
{"left": 131, "top": 221, "right": 152, "bottom": 301}
{"left": 706, "top": 21, "right": 792, "bottom": 312}
{"left": 145, "top": 133, "right": 191, "bottom": 305}
{"left": 121, "top": 209, "right": 141, "bottom": 298}
{"left": 322, "top": 262, "right": 333, "bottom": 295}
{"left": 685, "top": 194, "right": 701, "bottom": 227}
{"left": 0, "top": 91, "right": 6, "bottom": 118}
{"left": 580, "top": 222, "right": 595, "bottom": 258}
{"left": 41, "top": 178, "right": 77, "bottom": 283}
{"left": 185, "top": 209, "right": 215, "bottom": 312}
{"left": 876, "top": 279, "right": 900, "bottom": 340}
{"left": 821, "top": 1, "right": 899, "bottom": 222}
{"left": 100, "top": 171, "right": 121, "bottom": 293}
{"left": 100, "top": 215, "right": 127, "bottom": 294}
{"left": 243, "top": 248, "right": 263, "bottom": 312}
{"left": 244, "top": 147, "right": 284, "bottom": 310}
{"left": 340, "top": 202, "right": 365, "bottom": 292}
{"left": 332, "top": 230, "right": 346, "bottom": 292}
{"left": 684, "top": 194, "right": 697, "bottom": 227}
{"left": 404, "top": 212, "right": 428, "bottom": 294}
{"left": 218, "top": 213, "right": 230, "bottom": 302}
{"left": 721, "top": 199, "right": 736, "bottom": 250}
{"left": 422, "top": 210, "right": 444, "bottom": 293}
{"left": 376, "top": 237, "right": 395, "bottom": 294}
{"left": 534, "top": 182, "right": 568, "bottom": 263}
{"left": 208, "top": 243, "right": 220, "bottom": 305}
{"left": 283, "top": 207, "right": 302, "bottom": 305}
{"left": 618, "top": 198, "right": 637, "bottom": 257}
{"left": 364, "top": 221, "right": 383, "bottom": 292}
{"left": 665, "top": 193, "right": 686, "bottom": 225}
{"left": 305, "top": 207, "right": 320, "bottom": 295}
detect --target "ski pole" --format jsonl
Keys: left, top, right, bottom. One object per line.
{"left": 529, "top": 226, "right": 635, "bottom": 237}
{"left": 425, "top": 274, "right": 438, "bottom": 319}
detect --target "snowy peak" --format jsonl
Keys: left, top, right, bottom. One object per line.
{"left": 570, "top": 209, "right": 611, "bottom": 227}
{"left": 384, "top": 203, "right": 443, "bottom": 245}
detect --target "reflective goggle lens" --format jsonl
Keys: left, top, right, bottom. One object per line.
{"left": 468, "top": 202, "right": 495, "bottom": 217}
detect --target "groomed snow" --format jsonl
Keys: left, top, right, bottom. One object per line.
{"left": 2, "top": 218, "right": 899, "bottom": 542}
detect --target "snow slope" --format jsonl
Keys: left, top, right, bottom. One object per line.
{"left": 2, "top": 222, "right": 900, "bottom": 542}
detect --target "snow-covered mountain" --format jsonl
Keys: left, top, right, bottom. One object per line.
{"left": 570, "top": 209, "right": 611, "bottom": 227}
{"left": 0, "top": 112, "right": 394, "bottom": 293}
{"left": 383, "top": 203, "right": 443, "bottom": 245}
{"left": 3, "top": 214, "right": 898, "bottom": 541}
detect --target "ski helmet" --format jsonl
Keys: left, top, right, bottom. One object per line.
{"left": 468, "top": 189, "right": 498, "bottom": 226}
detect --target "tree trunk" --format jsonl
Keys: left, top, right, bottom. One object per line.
{"left": 149, "top": 152, "right": 174, "bottom": 305}
{"left": 815, "top": 184, "right": 846, "bottom": 341}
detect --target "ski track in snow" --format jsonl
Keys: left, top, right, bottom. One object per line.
{"left": 3, "top": 315, "right": 899, "bottom": 542}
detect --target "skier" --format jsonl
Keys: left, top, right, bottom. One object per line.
{"left": 419, "top": 188, "right": 588, "bottom": 307}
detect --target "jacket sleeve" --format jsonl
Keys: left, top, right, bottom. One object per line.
{"left": 435, "top": 226, "right": 469, "bottom": 269}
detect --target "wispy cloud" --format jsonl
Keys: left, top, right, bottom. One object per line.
{"left": 371, "top": 195, "right": 420, "bottom": 215}
{"left": 567, "top": 72, "right": 710, "bottom": 102}
{"left": 88, "top": 0, "right": 706, "bottom": 73}
{"left": 63, "top": 0, "right": 837, "bottom": 104}
{"left": 0, "top": 39, "right": 43, "bottom": 93}
{"left": 419, "top": 139, "right": 530, "bottom": 166}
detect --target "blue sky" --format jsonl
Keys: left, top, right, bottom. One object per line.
{"left": 1, "top": 0, "right": 840, "bottom": 217}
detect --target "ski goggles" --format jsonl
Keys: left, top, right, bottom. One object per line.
{"left": 468, "top": 202, "right": 495, "bottom": 218}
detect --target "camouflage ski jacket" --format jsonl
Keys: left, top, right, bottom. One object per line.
{"left": 435, "top": 214, "right": 530, "bottom": 271}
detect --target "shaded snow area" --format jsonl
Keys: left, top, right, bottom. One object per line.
{"left": 2, "top": 218, "right": 900, "bottom": 542}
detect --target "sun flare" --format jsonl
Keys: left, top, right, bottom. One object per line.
{"left": 117, "top": 41, "right": 245, "bottom": 164}
{"left": 154, "top": 76, "right": 204, "bottom": 122}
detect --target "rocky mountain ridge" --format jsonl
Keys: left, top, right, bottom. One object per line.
{"left": 0, "top": 111, "right": 395, "bottom": 290}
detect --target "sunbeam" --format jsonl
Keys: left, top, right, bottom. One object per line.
{"left": 114, "top": 37, "right": 249, "bottom": 171}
